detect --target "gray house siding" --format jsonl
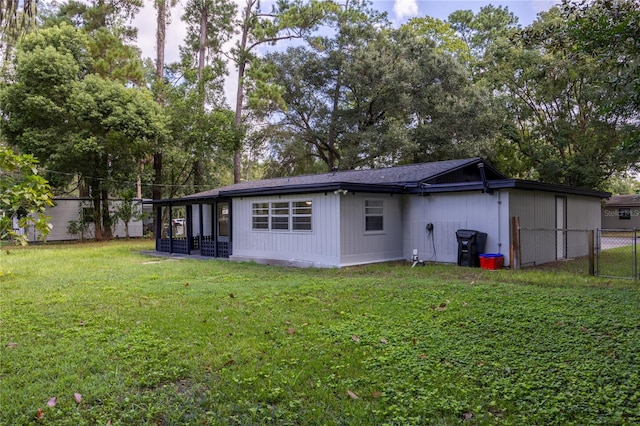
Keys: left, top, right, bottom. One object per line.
{"left": 339, "top": 193, "right": 404, "bottom": 267}
{"left": 508, "top": 190, "right": 600, "bottom": 266}
{"left": 230, "top": 193, "right": 341, "bottom": 267}
{"left": 403, "top": 191, "right": 508, "bottom": 265}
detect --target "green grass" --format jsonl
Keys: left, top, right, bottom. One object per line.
{"left": 1, "top": 241, "right": 639, "bottom": 425}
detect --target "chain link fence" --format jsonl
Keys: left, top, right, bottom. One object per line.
{"left": 517, "top": 228, "right": 592, "bottom": 268}
{"left": 596, "top": 229, "right": 638, "bottom": 280}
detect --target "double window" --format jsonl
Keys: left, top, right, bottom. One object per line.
{"left": 252, "top": 201, "right": 312, "bottom": 232}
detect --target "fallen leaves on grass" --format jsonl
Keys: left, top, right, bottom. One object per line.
{"left": 286, "top": 328, "right": 296, "bottom": 335}
{"left": 46, "top": 397, "right": 57, "bottom": 407}
{"left": 351, "top": 335, "right": 360, "bottom": 343}
{"left": 74, "top": 393, "right": 82, "bottom": 404}
{"left": 346, "top": 390, "right": 359, "bottom": 400}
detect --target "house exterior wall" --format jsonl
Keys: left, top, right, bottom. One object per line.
{"left": 402, "top": 191, "right": 507, "bottom": 265}
{"left": 230, "top": 193, "right": 341, "bottom": 267}
{"left": 339, "top": 193, "right": 404, "bottom": 266}
{"left": 602, "top": 204, "right": 640, "bottom": 229}
{"left": 508, "top": 190, "right": 601, "bottom": 266}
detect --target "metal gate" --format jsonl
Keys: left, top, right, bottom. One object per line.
{"left": 596, "top": 228, "right": 638, "bottom": 280}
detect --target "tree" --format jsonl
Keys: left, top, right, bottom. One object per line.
{"left": 229, "top": 0, "right": 331, "bottom": 182}
{"left": 0, "top": 24, "right": 166, "bottom": 240}
{"left": 0, "top": 144, "right": 53, "bottom": 245}
{"left": 0, "top": 0, "right": 38, "bottom": 65}
{"left": 401, "top": 16, "right": 471, "bottom": 64}
{"left": 257, "top": 6, "right": 498, "bottom": 174}
{"left": 485, "top": 7, "right": 639, "bottom": 189}
{"left": 181, "top": 0, "right": 235, "bottom": 187}
{"left": 112, "top": 189, "right": 144, "bottom": 238}
{"left": 150, "top": 0, "right": 178, "bottom": 200}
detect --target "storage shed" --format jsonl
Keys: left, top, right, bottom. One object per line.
{"left": 20, "top": 197, "right": 149, "bottom": 242}
{"left": 153, "top": 158, "right": 608, "bottom": 268}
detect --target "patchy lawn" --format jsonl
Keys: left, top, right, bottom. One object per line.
{"left": 1, "top": 241, "right": 638, "bottom": 425}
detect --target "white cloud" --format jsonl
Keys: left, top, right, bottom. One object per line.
{"left": 393, "top": 0, "right": 419, "bottom": 20}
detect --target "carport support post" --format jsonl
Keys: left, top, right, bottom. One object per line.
{"left": 588, "top": 230, "right": 595, "bottom": 276}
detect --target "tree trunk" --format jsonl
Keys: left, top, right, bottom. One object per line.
{"left": 232, "top": 0, "right": 253, "bottom": 184}
{"left": 152, "top": 0, "right": 167, "bottom": 201}
{"left": 193, "top": 5, "right": 208, "bottom": 188}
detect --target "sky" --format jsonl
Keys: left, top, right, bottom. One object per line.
{"left": 132, "top": 0, "right": 560, "bottom": 106}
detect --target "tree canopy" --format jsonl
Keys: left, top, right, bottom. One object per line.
{"left": 1, "top": 0, "right": 638, "bottom": 241}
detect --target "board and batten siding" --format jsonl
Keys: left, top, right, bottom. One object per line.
{"left": 24, "top": 198, "right": 144, "bottom": 242}
{"left": 230, "top": 193, "right": 341, "bottom": 267}
{"left": 403, "top": 191, "right": 508, "bottom": 265}
{"left": 508, "top": 190, "right": 601, "bottom": 266}
{"left": 338, "top": 193, "right": 404, "bottom": 266}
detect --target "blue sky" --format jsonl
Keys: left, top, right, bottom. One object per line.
{"left": 384, "top": 0, "right": 558, "bottom": 25}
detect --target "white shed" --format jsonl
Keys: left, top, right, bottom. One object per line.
{"left": 22, "top": 197, "right": 148, "bottom": 242}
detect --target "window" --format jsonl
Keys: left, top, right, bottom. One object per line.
{"left": 253, "top": 201, "right": 312, "bottom": 232}
{"left": 292, "top": 201, "right": 312, "bottom": 231}
{"left": 252, "top": 203, "right": 269, "bottom": 230}
{"left": 365, "top": 199, "right": 384, "bottom": 232}
{"left": 271, "top": 202, "right": 290, "bottom": 230}
{"left": 619, "top": 208, "right": 631, "bottom": 220}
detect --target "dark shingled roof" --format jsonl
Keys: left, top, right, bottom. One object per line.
{"left": 152, "top": 157, "right": 609, "bottom": 204}
{"left": 179, "top": 158, "right": 489, "bottom": 200}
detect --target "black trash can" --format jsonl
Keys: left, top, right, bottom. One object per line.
{"left": 456, "top": 229, "right": 487, "bottom": 267}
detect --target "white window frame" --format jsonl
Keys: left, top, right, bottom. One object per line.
{"left": 251, "top": 202, "right": 269, "bottom": 230}
{"left": 292, "top": 201, "right": 313, "bottom": 231}
{"left": 364, "top": 199, "right": 384, "bottom": 233}
{"left": 252, "top": 201, "right": 313, "bottom": 232}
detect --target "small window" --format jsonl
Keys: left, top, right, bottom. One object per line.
{"left": 252, "top": 203, "right": 269, "bottom": 230}
{"left": 365, "top": 199, "right": 384, "bottom": 232}
{"left": 619, "top": 208, "right": 631, "bottom": 220}
{"left": 292, "top": 201, "right": 312, "bottom": 231}
{"left": 271, "top": 202, "right": 290, "bottom": 230}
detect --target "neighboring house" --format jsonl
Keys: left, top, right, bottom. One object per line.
{"left": 602, "top": 195, "right": 640, "bottom": 229}
{"left": 152, "top": 158, "right": 609, "bottom": 268}
{"left": 21, "top": 197, "right": 150, "bottom": 242}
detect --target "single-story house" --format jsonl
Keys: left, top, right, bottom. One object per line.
{"left": 19, "top": 197, "right": 151, "bottom": 242}
{"left": 602, "top": 194, "right": 640, "bottom": 229}
{"left": 152, "top": 158, "right": 609, "bottom": 268}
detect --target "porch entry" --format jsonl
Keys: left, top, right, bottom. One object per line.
{"left": 155, "top": 199, "right": 231, "bottom": 258}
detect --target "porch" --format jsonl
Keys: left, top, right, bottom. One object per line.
{"left": 154, "top": 198, "right": 231, "bottom": 258}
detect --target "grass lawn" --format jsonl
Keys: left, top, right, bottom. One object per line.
{"left": 1, "top": 240, "right": 639, "bottom": 425}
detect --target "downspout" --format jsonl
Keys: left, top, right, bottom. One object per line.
{"left": 478, "top": 163, "right": 491, "bottom": 193}
{"left": 497, "top": 190, "right": 502, "bottom": 254}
